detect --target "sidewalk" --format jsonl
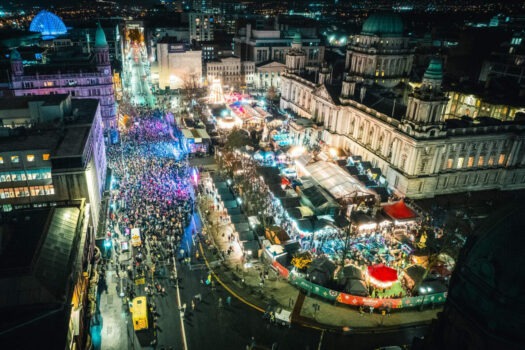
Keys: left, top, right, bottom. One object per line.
{"left": 197, "top": 178, "right": 441, "bottom": 332}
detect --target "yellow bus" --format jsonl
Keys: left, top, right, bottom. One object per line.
{"left": 131, "top": 296, "right": 149, "bottom": 331}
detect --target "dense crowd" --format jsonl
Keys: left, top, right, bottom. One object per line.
{"left": 105, "top": 113, "right": 194, "bottom": 300}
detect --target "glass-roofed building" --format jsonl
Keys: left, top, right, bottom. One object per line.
{"left": 29, "top": 10, "right": 67, "bottom": 38}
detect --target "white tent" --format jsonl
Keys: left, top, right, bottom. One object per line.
{"left": 302, "top": 161, "right": 375, "bottom": 200}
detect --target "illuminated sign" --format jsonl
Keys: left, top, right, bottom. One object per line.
{"left": 169, "top": 44, "right": 186, "bottom": 53}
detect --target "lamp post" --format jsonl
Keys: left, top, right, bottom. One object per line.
{"left": 419, "top": 286, "right": 433, "bottom": 311}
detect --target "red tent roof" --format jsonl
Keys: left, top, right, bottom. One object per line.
{"left": 367, "top": 263, "right": 398, "bottom": 282}
{"left": 382, "top": 200, "right": 418, "bottom": 221}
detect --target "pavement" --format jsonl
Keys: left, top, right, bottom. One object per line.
{"left": 196, "top": 172, "right": 441, "bottom": 333}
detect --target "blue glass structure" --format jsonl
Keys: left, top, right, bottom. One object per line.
{"left": 29, "top": 10, "right": 67, "bottom": 37}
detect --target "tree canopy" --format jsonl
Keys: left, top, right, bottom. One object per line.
{"left": 224, "top": 128, "right": 251, "bottom": 150}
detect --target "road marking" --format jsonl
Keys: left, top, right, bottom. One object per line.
{"left": 199, "top": 242, "right": 264, "bottom": 313}
{"left": 173, "top": 257, "right": 188, "bottom": 350}
{"left": 317, "top": 329, "right": 325, "bottom": 350}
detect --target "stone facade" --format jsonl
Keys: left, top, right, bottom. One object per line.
{"left": 280, "top": 14, "right": 525, "bottom": 198}
{"left": 9, "top": 24, "right": 116, "bottom": 128}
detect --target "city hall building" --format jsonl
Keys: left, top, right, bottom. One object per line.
{"left": 280, "top": 13, "right": 525, "bottom": 198}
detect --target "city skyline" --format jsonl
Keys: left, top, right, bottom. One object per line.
{"left": 0, "top": 2, "right": 523, "bottom": 349}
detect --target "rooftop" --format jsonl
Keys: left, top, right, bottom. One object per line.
{"left": 0, "top": 97, "right": 99, "bottom": 155}
{"left": 361, "top": 12, "right": 404, "bottom": 37}
{"left": 0, "top": 93, "right": 68, "bottom": 110}
{"left": 0, "top": 208, "right": 50, "bottom": 275}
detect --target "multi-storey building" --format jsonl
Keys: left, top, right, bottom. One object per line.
{"left": 156, "top": 38, "right": 202, "bottom": 89}
{"left": 444, "top": 89, "right": 525, "bottom": 122}
{"left": 201, "top": 40, "right": 234, "bottom": 77}
{"left": 280, "top": 13, "right": 525, "bottom": 198}
{"left": 233, "top": 24, "right": 325, "bottom": 66}
{"left": 9, "top": 24, "right": 116, "bottom": 128}
{"left": 0, "top": 203, "right": 95, "bottom": 350}
{"left": 189, "top": 12, "right": 215, "bottom": 42}
{"left": 253, "top": 60, "right": 286, "bottom": 91}
{"left": 206, "top": 56, "right": 254, "bottom": 89}
{"left": 0, "top": 94, "right": 107, "bottom": 231}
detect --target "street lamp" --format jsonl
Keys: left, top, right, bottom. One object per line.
{"left": 418, "top": 286, "right": 433, "bottom": 310}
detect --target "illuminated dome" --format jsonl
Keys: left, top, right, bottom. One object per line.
{"left": 29, "top": 10, "right": 67, "bottom": 37}
{"left": 361, "top": 12, "right": 404, "bottom": 36}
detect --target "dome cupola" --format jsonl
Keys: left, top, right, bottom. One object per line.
{"left": 361, "top": 12, "right": 404, "bottom": 37}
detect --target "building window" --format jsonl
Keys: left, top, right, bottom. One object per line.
{"left": 43, "top": 81, "right": 54, "bottom": 87}
{"left": 0, "top": 188, "right": 14, "bottom": 199}
{"left": 457, "top": 157, "right": 464, "bottom": 168}
{"left": 0, "top": 156, "right": 3, "bottom": 164}
{"left": 27, "top": 155, "right": 35, "bottom": 162}
{"left": 11, "top": 156, "right": 19, "bottom": 163}
{"left": 467, "top": 156, "right": 474, "bottom": 167}
{"left": 488, "top": 156, "right": 495, "bottom": 166}
{"left": 42, "top": 153, "right": 50, "bottom": 161}
{"left": 478, "top": 156, "right": 484, "bottom": 167}
{"left": 446, "top": 158, "right": 453, "bottom": 169}
{"left": 498, "top": 153, "right": 506, "bottom": 165}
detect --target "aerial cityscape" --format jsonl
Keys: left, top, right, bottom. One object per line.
{"left": 0, "top": 0, "right": 523, "bottom": 349}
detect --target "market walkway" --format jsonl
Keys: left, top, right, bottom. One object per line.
{"left": 196, "top": 173, "right": 441, "bottom": 332}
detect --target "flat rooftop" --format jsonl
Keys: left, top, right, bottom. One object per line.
{"left": 0, "top": 94, "right": 69, "bottom": 110}
{"left": 0, "top": 97, "right": 98, "bottom": 155}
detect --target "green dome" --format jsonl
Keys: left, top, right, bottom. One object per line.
{"left": 423, "top": 58, "right": 443, "bottom": 81}
{"left": 10, "top": 49, "right": 21, "bottom": 61}
{"left": 362, "top": 13, "right": 404, "bottom": 36}
{"left": 95, "top": 23, "right": 108, "bottom": 48}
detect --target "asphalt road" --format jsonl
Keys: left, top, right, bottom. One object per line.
{"left": 124, "top": 45, "right": 155, "bottom": 108}
{"left": 148, "top": 211, "right": 429, "bottom": 350}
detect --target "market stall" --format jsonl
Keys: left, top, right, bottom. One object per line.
{"left": 367, "top": 263, "right": 398, "bottom": 289}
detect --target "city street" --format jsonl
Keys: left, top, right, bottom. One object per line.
{"left": 124, "top": 44, "right": 155, "bottom": 108}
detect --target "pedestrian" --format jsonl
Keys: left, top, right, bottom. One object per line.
{"left": 191, "top": 300, "right": 195, "bottom": 311}
{"left": 369, "top": 306, "right": 374, "bottom": 314}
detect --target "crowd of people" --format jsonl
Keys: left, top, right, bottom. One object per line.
{"left": 105, "top": 113, "right": 195, "bottom": 302}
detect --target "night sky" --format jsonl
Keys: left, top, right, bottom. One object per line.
{"left": 5, "top": 0, "right": 159, "bottom": 8}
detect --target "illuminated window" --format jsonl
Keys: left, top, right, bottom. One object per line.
{"left": 467, "top": 156, "right": 474, "bottom": 167}
{"left": 43, "top": 81, "right": 54, "bottom": 87}
{"left": 457, "top": 157, "right": 464, "bottom": 168}
{"left": 488, "top": 156, "right": 494, "bottom": 166}
{"left": 42, "top": 153, "right": 50, "bottom": 161}
{"left": 446, "top": 158, "right": 453, "bottom": 169}
{"left": 27, "top": 154, "right": 35, "bottom": 162}
{"left": 11, "top": 155, "right": 19, "bottom": 163}
{"left": 478, "top": 156, "right": 484, "bottom": 167}
{"left": 375, "top": 71, "right": 379, "bottom": 76}
{"left": 498, "top": 154, "right": 505, "bottom": 165}
{"left": 0, "top": 156, "right": 3, "bottom": 164}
